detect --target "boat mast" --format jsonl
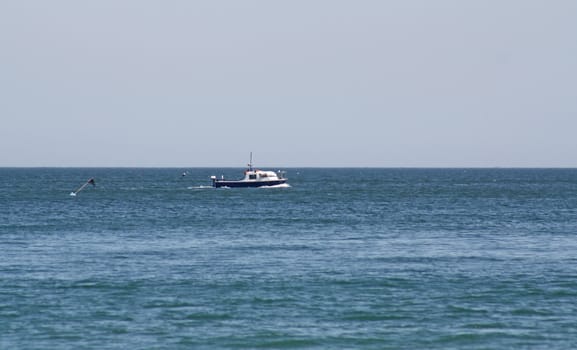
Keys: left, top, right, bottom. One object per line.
{"left": 249, "top": 152, "right": 253, "bottom": 171}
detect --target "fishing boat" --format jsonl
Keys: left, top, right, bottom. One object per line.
{"left": 211, "top": 153, "right": 288, "bottom": 188}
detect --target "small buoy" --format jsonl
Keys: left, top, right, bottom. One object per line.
{"left": 69, "top": 192, "right": 76, "bottom": 197}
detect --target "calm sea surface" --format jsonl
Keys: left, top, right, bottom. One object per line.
{"left": 1, "top": 168, "right": 577, "bottom": 349}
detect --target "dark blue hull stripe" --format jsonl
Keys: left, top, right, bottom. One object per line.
{"left": 213, "top": 179, "right": 287, "bottom": 188}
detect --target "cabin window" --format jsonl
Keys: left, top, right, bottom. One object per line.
{"left": 249, "top": 174, "right": 257, "bottom": 180}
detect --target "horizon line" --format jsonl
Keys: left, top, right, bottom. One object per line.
{"left": 1, "top": 166, "right": 577, "bottom": 169}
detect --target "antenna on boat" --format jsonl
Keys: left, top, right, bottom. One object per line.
{"left": 248, "top": 152, "right": 253, "bottom": 171}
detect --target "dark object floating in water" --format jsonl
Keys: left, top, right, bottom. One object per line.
{"left": 70, "top": 178, "right": 95, "bottom": 196}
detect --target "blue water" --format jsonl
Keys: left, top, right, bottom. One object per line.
{"left": 1, "top": 168, "right": 577, "bottom": 349}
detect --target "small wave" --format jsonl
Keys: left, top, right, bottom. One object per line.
{"left": 187, "top": 185, "right": 214, "bottom": 190}
{"left": 261, "top": 184, "right": 291, "bottom": 189}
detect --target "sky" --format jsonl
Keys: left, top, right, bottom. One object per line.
{"left": 1, "top": 1, "right": 576, "bottom": 167}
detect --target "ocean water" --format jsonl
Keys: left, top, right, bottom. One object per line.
{"left": 1, "top": 168, "right": 577, "bottom": 349}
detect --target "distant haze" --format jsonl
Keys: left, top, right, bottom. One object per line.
{"left": 1, "top": 1, "right": 576, "bottom": 167}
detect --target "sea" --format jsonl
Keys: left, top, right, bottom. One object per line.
{"left": 1, "top": 168, "right": 577, "bottom": 349}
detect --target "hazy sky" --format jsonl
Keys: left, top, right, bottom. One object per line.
{"left": 1, "top": 1, "right": 576, "bottom": 167}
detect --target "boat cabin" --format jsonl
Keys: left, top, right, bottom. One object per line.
{"left": 244, "top": 170, "right": 281, "bottom": 181}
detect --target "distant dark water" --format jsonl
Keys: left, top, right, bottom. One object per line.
{"left": 1, "top": 168, "right": 577, "bottom": 349}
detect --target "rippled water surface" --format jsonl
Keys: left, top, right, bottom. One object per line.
{"left": 1, "top": 168, "right": 577, "bottom": 349}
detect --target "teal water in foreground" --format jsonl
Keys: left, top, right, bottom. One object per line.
{"left": 1, "top": 168, "right": 577, "bottom": 349}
